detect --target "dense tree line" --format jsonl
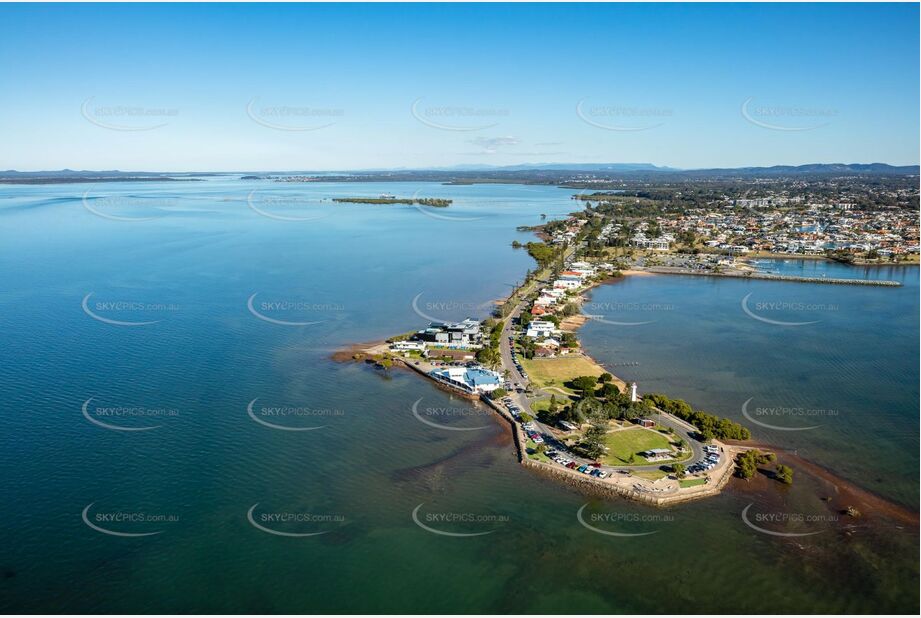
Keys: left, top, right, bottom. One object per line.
{"left": 643, "top": 393, "right": 751, "bottom": 441}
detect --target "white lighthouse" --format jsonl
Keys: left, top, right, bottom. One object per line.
{"left": 629, "top": 382, "right": 638, "bottom": 403}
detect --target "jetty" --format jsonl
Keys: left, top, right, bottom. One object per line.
{"left": 642, "top": 266, "right": 902, "bottom": 287}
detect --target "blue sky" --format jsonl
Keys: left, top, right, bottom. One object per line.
{"left": 0, "top": 3, "right": 918, "bottom": 171}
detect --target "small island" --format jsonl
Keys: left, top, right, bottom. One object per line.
{"left": 332, "top": 196, "right": 452, "bottom": 207}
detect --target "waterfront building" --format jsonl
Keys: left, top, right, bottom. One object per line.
{"left": 414, "top": 318, "right": 483, "bottom": 348}
{"left": 552, "top": 279, "right": 581, "bottom": 290}
{"left": 429, "top": 366, "right": 504, "bottom": 394}
{"left": 389, "top": 341, "right": 427, "bottom": 353}
{"left": 526, "top": 320, "right": 558, "bottom": 338}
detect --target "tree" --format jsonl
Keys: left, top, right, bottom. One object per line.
{"left": 476, "top": 346, "right": 501, "bottom": 369}
{"left": 600, "top": 382, "right": 621, "bottom": 400}
{"left": 548, "top": 395, "right": 559, "bottom": 413}
{"left": 490, "top": 388, "right": 507, "bottom": 399}
{"left": 571, "top": 375, "right": 598, "bottom": 396}
{"left": 775, "top": 464, "right": 794, "bottom": 485}
{"left": 598, "top": 373, "right": 613, "bottom": 383}
{"left": 736, "top": 449, "right": 776, "bottom": 480}
{"left": 576, "top": 421, "right": 608, "bottom": 460}
{"left": 672, "top": 463, "right": 686, "bottom": 479}
{"left": 736, "top": 451, "right": 758, "bottom": 479}
{"left": 560, "top": 302, "right": 579, "bottom": 317}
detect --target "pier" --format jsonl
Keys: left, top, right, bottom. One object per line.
{"left": 642, "top": 266, "right": 902, "bottom": 287}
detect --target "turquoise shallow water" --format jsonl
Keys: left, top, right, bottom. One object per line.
{"left": 0, "top": 178, "right": 917, "bottom": 613}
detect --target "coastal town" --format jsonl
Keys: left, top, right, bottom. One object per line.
{"left": 567, "top": 179, "right": 919, "bottom": 262}
{"left": 353, "top": 214, "right": 752, "bottom": 503}
{"left": 343, "top": 178, "right": 917, "bottom": 505}
{"left": 379, "top": 255, "right": 741, "bottom": 504}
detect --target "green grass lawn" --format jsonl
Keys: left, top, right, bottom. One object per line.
{"left": 525, "top": 439, "right": 552, "bottom": 463}
{"left": 679, "top": 478, "right": 708, "bottom": 488}
{"left": 601, "top": 427, "right": 673, "bottom": 465}
{"left": 518, "top": 355, "right": 604, "bottom": 394}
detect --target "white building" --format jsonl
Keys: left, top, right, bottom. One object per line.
{"left": 553, "top": 279, "right": 581, "bottom": 290}
{"left": 526, "top": 320, "right": 558, "bottom": 339}
{"left": 632, "top": 234, "right": 671, "bottom": 251}
{"left": 390, "top": 341, "right": 427, "bottom": 353}
{"left": 429, "top": 366, "right": 504, "bottom": 394}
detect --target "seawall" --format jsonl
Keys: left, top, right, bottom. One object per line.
{"left": 642, "top": 266, "right": 901, "bottom": 286}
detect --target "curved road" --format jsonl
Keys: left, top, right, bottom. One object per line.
{"left": 496, "top": 275, "right": 707, "bottom": 475}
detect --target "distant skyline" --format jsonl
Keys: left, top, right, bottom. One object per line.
{"left": 0, "top": 3, "right": 918, "bottom": 171}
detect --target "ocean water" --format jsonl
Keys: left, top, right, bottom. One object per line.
{"left": 581, "top": 261, "right": 919, "bottom": 505}
{"left": 0, "top": 179, "right": 917, "bottom": 613}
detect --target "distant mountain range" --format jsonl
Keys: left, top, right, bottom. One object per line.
{"left": 694, "top": 163, "right": 919, "bottom": 175}
{"left": 419, "top": 162, "right": 676, "bottom": 172}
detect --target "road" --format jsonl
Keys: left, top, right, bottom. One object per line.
{"left": 493, "top": 247, "right": 709, "bottom": 476}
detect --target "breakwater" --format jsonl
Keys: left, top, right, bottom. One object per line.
{"left": 642, "top": 266, "right": 902, "bottom": 286}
